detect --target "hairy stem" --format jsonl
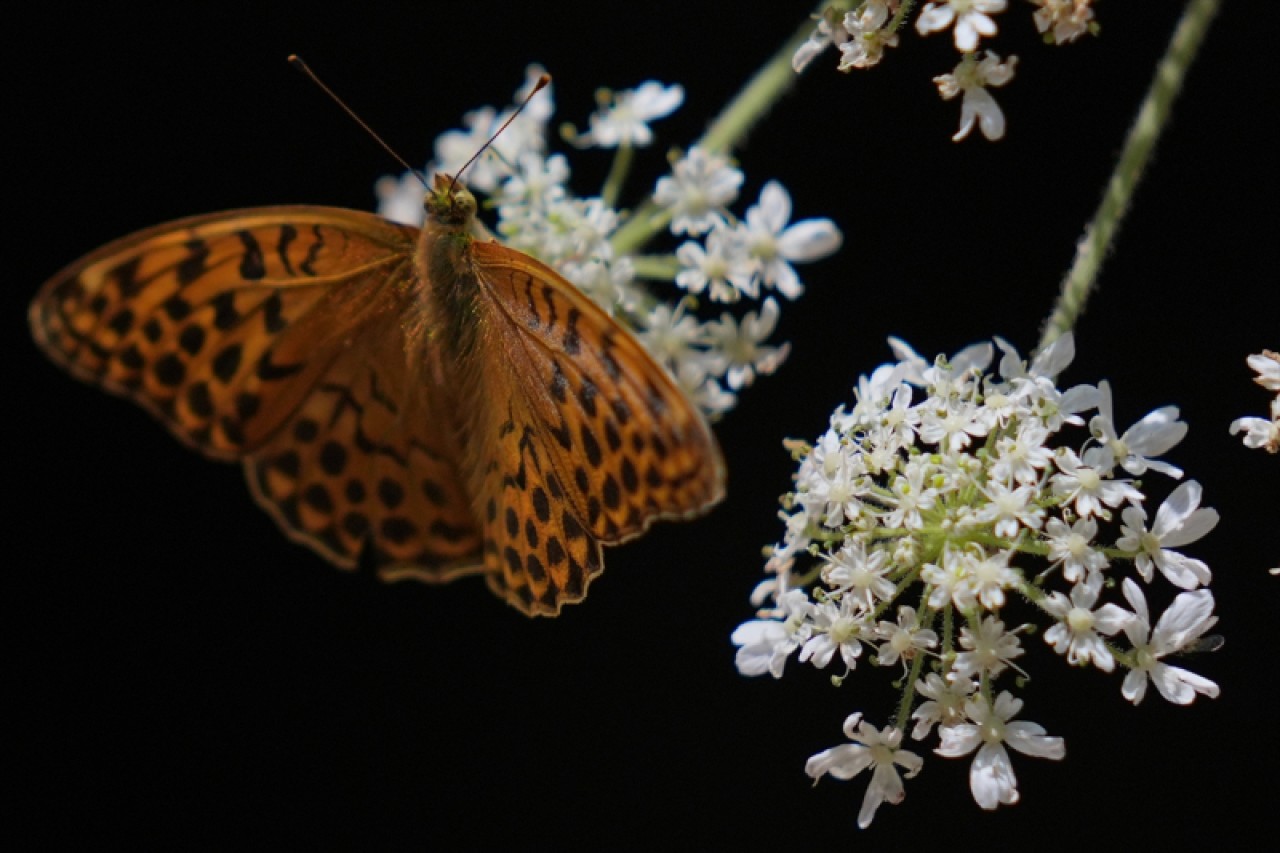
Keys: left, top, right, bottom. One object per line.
{"left": 1039, "top": 0, "right": 1222, "bottom": 350}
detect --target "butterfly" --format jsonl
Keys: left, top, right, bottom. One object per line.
{"left": 29, "top": 167, "right": 726, "bottom": 617}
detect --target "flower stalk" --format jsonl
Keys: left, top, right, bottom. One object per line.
{"left": 1039, "top": 0, "right": 1222, "bottom": 350}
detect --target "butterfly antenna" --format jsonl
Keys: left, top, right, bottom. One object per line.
{"left": 449, "top": 73, "right": 551, "bottom": 195}
{"left": 288, "top": 54, "right": 429, "bottom": 188}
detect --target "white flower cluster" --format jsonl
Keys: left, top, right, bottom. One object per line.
{"left": 1229, "top": 350, "right": 1280, "bottom": 574}
{"left": 376, "top": 68, "right": 842, "bottom": 419}
{"left": 794, "top": 1, "right": 1097, "bottom": 141}
{"left": 733, "top": 333, "right": 1221, "bottom": 826}
{"left": 1229, "top": 350, "right": 1280, "bottom": 455}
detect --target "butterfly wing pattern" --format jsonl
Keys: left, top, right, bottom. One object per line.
{"left": 454, "top": 242, "right": 725, "bottom": 614}
{"left": 31, "top": 183, "right": 725, "bottom": 616}
{"left": 31, "top": 207, "right": 485, "bottom": 584}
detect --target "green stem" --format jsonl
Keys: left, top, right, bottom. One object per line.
{"left": 628, "top": 253, "right": 680, "bottom": 281}
{"left": 1039, "top": 0, "right": 1221, "bottom": 351}
{"left": 610, "top": 1, "right": 828, "bottom": 257}
{"left": 600, "top": 142, "right": 634, "bottom": 210}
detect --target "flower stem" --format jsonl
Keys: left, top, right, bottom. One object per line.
{"left": 600, "top": 142, "right": 634, "bottom": 210}
{"left": 1038, "top": 0, "right": 1221, "bottom": 351}
{"left": 610, "top": 2, "right": 827, "bottom": 256}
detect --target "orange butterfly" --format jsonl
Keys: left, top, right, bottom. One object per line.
{"left": 29, "top": 164, "right": 725, "bottom": 616}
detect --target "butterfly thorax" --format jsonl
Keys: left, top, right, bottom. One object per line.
{"left": 416, "top": 176, "right": 486, "bottom": 366}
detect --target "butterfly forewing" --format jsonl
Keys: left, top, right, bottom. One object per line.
{"left": 31, "top": 206, "right": 486, "bottom": 580}
{"left": 31, "top": 207, "right": 418, "bottom": 456}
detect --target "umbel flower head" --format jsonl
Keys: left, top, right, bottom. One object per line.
{"left": 376, "top": 69, "right": 842, "bottom": 420}
{"left": 733, "top": 333, "right": 1220, "bottom": 826}
{"left": 793, "top": 1, "right": 1099, "bottom": 141}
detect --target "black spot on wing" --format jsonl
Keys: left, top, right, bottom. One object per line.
{"left": 237, "top": 230, "right": 266, "bottom": 280}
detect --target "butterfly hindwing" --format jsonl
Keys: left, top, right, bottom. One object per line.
{"left": 245, "top": 312, "right": 484, "bottom": 579}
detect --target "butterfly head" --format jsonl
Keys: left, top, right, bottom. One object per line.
{"left": 425, "top": 173, "right": 477, "bottom": 229}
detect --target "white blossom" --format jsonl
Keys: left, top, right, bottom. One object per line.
{"left": 731, "top": 589, "right": 813, "bottom": 678}
{"left": 933, "top": 51, "right": 1018, "bottom": 142}
{"left": 1041, "top": 582, "right": 1131, "bottom": 671}
{"left": 838, "top": 2, "right": 899, "bottom": 70}
{"left": 806, "top": 713, "right": 923, "bottom": 829}
{"left": 739, "top": 180, "right": 842, "bottom": 299}
{"left": 1084, "top": 381, "right": 1187, "bottom": 478}
{"left": 1116, "top": 480, "right": 1217, "bottom": 589}
{"left": 1118, "top": 579, "right": 1220, "bottom": 705}
{"left": 953, "top": 616, "right": 1024, "bottom": 679}
{"left": 701, "top": 298, "right": 790, "bottom": 390}
{"left": 935, "top": 691, "right": 1064, "bottom": 810}
{"left": 576, "top": 81, "right": 683, "bottom": 148}
{"left": 1043, "top": 517, "right": 1109, "bottom": 585}
{"left": 675, "top": 228, "right": 757, "bottom": 303}
{"left": 653, "top": 147, "right": 743, "bottom": 236}
{"left": 874, "top": 606, "right": 938, "bottom": 668}
{"left": 1031, "top": 0, "right": 1096, "bottom": 44}
{"left": 916, "top": 0, "right": 1007, "bottom": 53}
{"left": 911, "top": 673, "right": 976, "bottom": 740}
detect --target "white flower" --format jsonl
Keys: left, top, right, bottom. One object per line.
{"left": 805, "top": 713, "right": 923, "bottom": 829}
{"left": 1229, "top": 414, "right": 1280, "bottom": 452}
{"left": 792, "top": 6, "right": 850, "bottom": 72}
{"left": 1043, "top": 517, "right": 1109, "bottom": 585}
{"left": 838, "top": 2, "right": 899, "bottom": 70}
{"left": 800, "top": 596, "right": 867, "bottom": 670}
{"left": 918, "top": 399, "right": 991, "bottom": 454}
{"left": 922, "top": 546, "right": 976, "bottom": 610}
{"left": 1118, "top": 579, "right": 1220, "bottom": 705}
{"left": 977, "top": 481, "right": 1044, "bottom": 539}
{"left": 822, "top": 540, "right": 896, "bottom": 607}
{"left": 575, "top": 81, "right": 683, "bottom": 148}
{"left": 1116, "top": 480, "right": 1217, "bottom": 589}
{"left": 731, "top": 589, "right": 813, "bottom": 678}
{"left": 935, "top": 691, "right": 1064, "bottom": 810}
{"left": 988, "top": 421, "right": 1053, "bottom": 485}
{"left": 1247, "top": 351, "right": 1280, "bottom": 391}
{"left": 1084, "top": 381, "right": 1188, "bottom": 478}
{"left": 959, "top": 549, "right": 1022, "bottom": 611}
{"left": 916, "top": 0, "right": 1007, "bottom": 52}
{"left": 1049, "top": 448, "right": 1143, "bottom": 521}
{"left": 1041, "top": 582, "right": 1131, "bottom": 671}
{"left": 880, "top": 465, "right": 939, "bottom": 530}
{"left": 933, "top": 51, "right": 1018, "bottom": 142}
{"left": 653, "top": 147, "right": 743, "bottom": 236}
{"left": 1032, "top": 0, "right": 1096, "bottom": 44}
{"left": 739, "top": 181, "right": 842, "bottom": 299}
{"left": 701, "top": 298, "right": 790, "bottom": 390}
{"left": 799, "top": 434, "right": 868, "bottom": 528}
{"left": 495, "top": 151, "right": 570, "bottom": 213}
{"left": 911, "top": 673, "right": 977, "bottom": 739}
{"left": 636, "top": 301, "right": 702, "bottom": 367}
{"left": 953, "top": 616, "right": 1024, "bottom": 679}
{"left": 874, "top": 606, "right": 938, "bottom": 668}
{"left": 675, "top": 228, "right": 757, "bottom": 303}
{"left": 892, "top": 337, "right": 995, "bottom": 387}
{"left": 1230, "top": 351, "right": 1280, "bottom": 453}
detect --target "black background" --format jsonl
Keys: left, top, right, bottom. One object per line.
{"left": 10, "top": 2, "right": 1277, "bottom": 848}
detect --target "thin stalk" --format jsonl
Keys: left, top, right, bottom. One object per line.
{"left": 610, "top": 2, "right": 827, "bottom": 257}
{"left": 1039, "top": 0, "right": 1222, "bottom": 350}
